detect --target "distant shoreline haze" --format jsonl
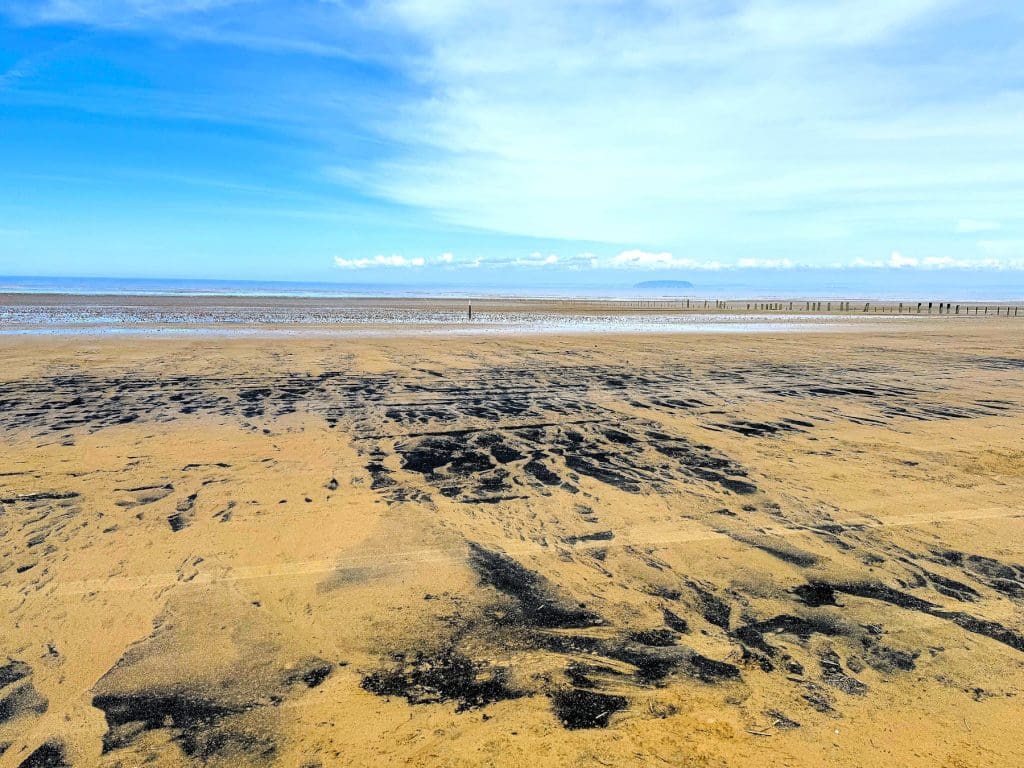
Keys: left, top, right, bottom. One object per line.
{"left": 634, "top": 280, "right": 696, "bottom": 292}
{"left": 1, "top": 271, "right": 1024, "bottom": 301}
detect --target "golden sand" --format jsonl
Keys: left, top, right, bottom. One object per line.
{"left": 1, "top": 321, "right": 1023, "bottom": 767}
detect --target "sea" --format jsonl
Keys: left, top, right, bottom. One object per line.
{"left": 3, "top": 270, "right": 1024, "bottom": 301}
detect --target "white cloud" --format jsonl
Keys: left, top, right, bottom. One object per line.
{"left": 847, "top": 250, "right": 1024, "bottom": 269}
{"left": 888, "top": 250, "right": 918, "bottom": 268}
{"left": 334, "top": 253, "right": 425, "bottom": 269}
{"left": 608, "top": 250, "right": 676, "bottom": 269}
{"left": 596, "top": 249, "right": 1024, "bottom": 271}
{"left": 355, "top": 0, "right": 1024, "bottom": 254}
{"left": 332, "top": 251, "right": 480, "bottom": 269}
{"left": 912, "top": 256, "right": 1018, "bottom": 269}
{"left": 334, "top": 247, "right": 1024, "bottom": 272}
{"left": 9, "top": 0, "right": 1024, "bottom": 268}
{"left": 513, "top": 252, "right": 558, "bottom": 267}
{"left": 736, "top": 257, "right": 796, "bottom": 269}
{"left": 604, "top": 250, "right": 729, "bottom": 270}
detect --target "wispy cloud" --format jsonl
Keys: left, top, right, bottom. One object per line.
{"left": 356, "top": 1, "right": 1021, "bottom": 249}
{"left": 736, "top": 0, "right": 955, "bottom": 48}
{"left": 5, "top": 1, "right": 1024, "bottom": 273}
{"left": 5, "top": 1, "right": 243, "bottom": 26}
{"left": 849, "top": 252, "right": 1024, "bottom": 269}
{"left": 355, "top": 1, "right": 1024, "bottom": 263}
{"left": 2, "top": 1, "right": 390, "bottom": 60}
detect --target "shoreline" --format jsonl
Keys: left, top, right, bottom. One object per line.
{"left": 0, "top": 315, "right": 929, "bottom": 338}
{"left": 1, "top": 294, "right": 1021, "bottom": 337}
{"left": 3, "top": 291, "right": 1024, "bottom": 308}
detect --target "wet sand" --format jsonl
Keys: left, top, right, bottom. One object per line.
{"left": 3, "top": 293, "right": 1021, "bottom": 334}
{"left": 1, "top": 319, "right": 1023, "bottom": 767}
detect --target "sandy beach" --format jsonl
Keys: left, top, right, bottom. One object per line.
{"left": 1, "top": 315, "right": 1023, "bottom": 767}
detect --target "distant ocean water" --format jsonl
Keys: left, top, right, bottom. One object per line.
{"left": 2, "top": 271, "right": 1023, "bottom": 301}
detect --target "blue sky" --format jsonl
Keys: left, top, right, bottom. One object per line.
{"left": 1, "top": 0, "right": 1023, "bottom": 285}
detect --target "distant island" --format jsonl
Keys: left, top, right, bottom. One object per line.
{"left": 633, "top": 280, "right": 694, "bottom": 293}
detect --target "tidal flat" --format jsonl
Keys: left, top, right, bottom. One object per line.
{"left": 1, "top": 319, "right": 1023, "bottom": 767}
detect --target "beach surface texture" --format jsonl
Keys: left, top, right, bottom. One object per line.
{"left": 1, "top": 307, "right": 1023, "bottom": 767}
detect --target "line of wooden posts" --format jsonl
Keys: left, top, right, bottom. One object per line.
{"left": 464, "top": 298, "right": 1022, "bottom": 317}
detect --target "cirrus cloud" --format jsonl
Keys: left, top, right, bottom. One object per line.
{"left": 5, "top": 0, "right": 1024, "bottom": 274}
